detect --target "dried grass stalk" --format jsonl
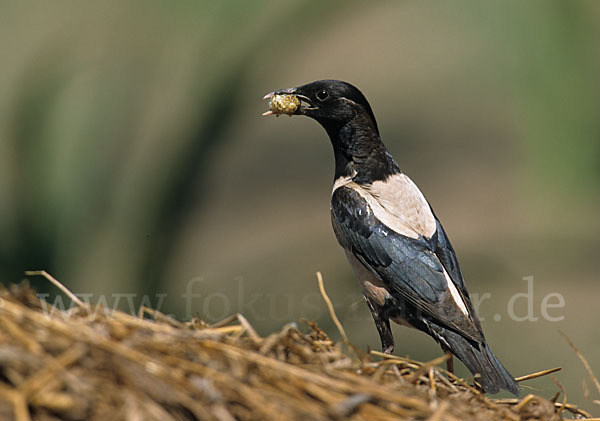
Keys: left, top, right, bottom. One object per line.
{"left": 0, "top": 279, "right": 595, "bottom": 420}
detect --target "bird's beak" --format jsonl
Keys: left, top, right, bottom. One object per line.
{"left": 262, "top": 87, "right": 316, "bottom": 116}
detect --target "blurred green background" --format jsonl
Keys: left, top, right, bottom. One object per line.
{"left": 1, "top": 0, "right": 599, "bottom": 413}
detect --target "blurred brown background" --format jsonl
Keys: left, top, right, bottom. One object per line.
{"left": 1, "top": 0, "right": 599, "bottom": 412}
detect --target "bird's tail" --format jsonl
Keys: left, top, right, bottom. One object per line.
{"left": 434, "top": 326, "right": 520, "bottom": 395}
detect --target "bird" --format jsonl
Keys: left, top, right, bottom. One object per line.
{"left": 263, "top": 79, "right": 519, "bottom": 396}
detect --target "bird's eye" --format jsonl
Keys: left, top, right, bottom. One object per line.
{"left": 316, "top": 90, "right": 329, "bottom": 101}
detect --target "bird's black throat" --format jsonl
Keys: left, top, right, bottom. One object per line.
{"left": 319, "top": 112, "right": 400, "bottom": 184}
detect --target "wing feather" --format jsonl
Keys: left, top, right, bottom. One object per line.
{"left": 331, "top": 186, "right": 484, "bottom": 342}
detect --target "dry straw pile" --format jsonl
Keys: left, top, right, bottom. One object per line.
{"left": 0, "top": 273, "right": 596, "bottom": 421}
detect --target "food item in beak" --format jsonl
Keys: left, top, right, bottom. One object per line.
{"left": 266, "top": 94, "right": 300, "bottom": 116}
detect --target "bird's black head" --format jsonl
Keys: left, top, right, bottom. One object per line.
{"left": 266, "top": 80, "right": 379, "bottom": 135}
{"left": 264, "top": 80, "right": 398, "bottom": 182}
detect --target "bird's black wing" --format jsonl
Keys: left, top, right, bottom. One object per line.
{"left": 331, "top": 186, "right": 484, "bottom": 343}
{"left": 432, "top": 217, "right": 484, "bottom": 333}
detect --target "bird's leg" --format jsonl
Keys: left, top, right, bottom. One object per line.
{"left": 364, "top": 296, "right": 394, "bottom": 354}
{"left": 445, "top": 350, "right": 454, "bottom": 374}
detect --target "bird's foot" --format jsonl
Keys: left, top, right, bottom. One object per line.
{"left": 383, "top": 345, "right": 394, "bottom": 354}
